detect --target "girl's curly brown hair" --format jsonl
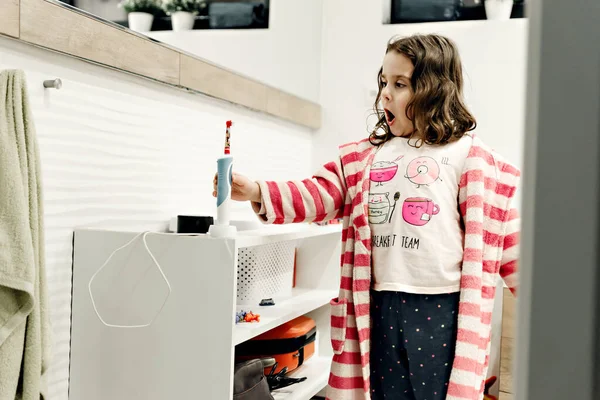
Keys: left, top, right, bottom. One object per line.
{"left": 370, "top": 34, "right": 476, "bottom": 147}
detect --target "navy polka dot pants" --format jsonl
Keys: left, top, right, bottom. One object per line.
{"left": 370, "top": 290, "right": 460, "bottom": 400}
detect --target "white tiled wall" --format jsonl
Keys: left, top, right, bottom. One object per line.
{"left": 1, "top": 36, "right": 315, "bottom": 400}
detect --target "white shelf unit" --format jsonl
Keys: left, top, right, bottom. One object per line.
{"left": 69, "top": 224, "right": 342, "bottom": 400}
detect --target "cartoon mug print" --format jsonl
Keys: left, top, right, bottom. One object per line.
{"left": 405, "top": 156, "right": 441, "bottom": 188}
{"left": 402, "top": 197, "right": 440, "bottom": 226}
{"left": 370, "top": 155, "right": 404, "bottom": 186}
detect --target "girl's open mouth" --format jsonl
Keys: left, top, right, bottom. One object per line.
{"left": 385, "top": 109, "right": 396, "bottom": 125}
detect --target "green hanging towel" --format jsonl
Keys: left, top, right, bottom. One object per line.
{"left": 0, "top": 69, "right": 51, "bottom": 400}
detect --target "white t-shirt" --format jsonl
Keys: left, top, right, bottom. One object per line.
{"left": 368, "top": 134, "right": 472, "bottom": 294}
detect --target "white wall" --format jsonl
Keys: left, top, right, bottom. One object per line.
{"left": 315, "top": 1, "right": 527, "bottom": 201}
{"left": 0, "top": 36, "right": 314, "bottom": 400}
{"left": 149, "top": 0, "right": 324, "bottom": 103}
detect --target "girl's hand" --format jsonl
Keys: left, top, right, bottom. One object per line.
{"left": 213, "top": 172, "right": 261, "bottom": 203}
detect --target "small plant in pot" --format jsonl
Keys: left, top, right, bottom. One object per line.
{"left": 484, "top": 0, "right": 515, "bottom": 20}
{"left": 162, "top": 0, "right": 205, "bottom": 31}
{"left": 119, "top": 0, "right": 161, "bottom": 32}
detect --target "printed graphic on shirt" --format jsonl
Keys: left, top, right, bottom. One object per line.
{"left": 370, "top": 155, "right": 404, "bottom": 186}
{"left": 388, "top": 192, "right": 401, "bottom": 223}
{"left": 442, "top": 157, "right": 450, "bottom": 165}
{"left": 368, "top": 193, "right": 390, "bottom": 224}
{"left": 402, "top": 197, "right": 440, "bottom": 226}
{"left": 368, "top": 192, "right": 401, "bottom": 224}
{"left": 372, "top": 234, "right": 420, "bottom": 249}
{"left": 373, "top": 233, "right": 397, "bottom": 247}
{"left": 405, "top": 156, "right": 442, "bottom": 188}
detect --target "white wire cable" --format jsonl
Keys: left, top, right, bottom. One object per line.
{"left": 88, "top": 231, "right": 198, "bottom": 329}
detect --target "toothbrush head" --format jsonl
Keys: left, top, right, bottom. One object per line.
{"left": 224, "top": 120, "right": 233, "bottom": 155}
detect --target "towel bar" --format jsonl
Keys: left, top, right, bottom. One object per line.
{"left": 43, "top": 78, "right": 62, "bottom": 89}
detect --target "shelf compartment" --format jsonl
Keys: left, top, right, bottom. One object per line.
{"left": 234, "top": 288, "right": 337, "bottom": 345}
{"left": 271, "top": 356, "right": 331, "bottom": 400}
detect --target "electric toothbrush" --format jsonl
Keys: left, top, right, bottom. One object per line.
{"left": 209, "top": 120, "right": 237, "bottom": 237}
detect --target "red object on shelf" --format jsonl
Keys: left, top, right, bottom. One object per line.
{"left": 244, "top": 312, "right": 260, "bottom": 323}
{"left": 235, "top": 315, "right": 316, "bottom": 374}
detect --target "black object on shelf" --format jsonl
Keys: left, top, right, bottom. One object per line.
{"left": 265, "top": 362, "right": 307, "bottom": 391}
{"left": 391, "top": 0, "right": 462, "bottom": 23}
{"left": 208, "top": 1, "right": 269, "bottom": 29}
{"left": 259, "top": 298, "right": 275, "bottom": 306}
{"left": 457, "top": 0, "right": 487, "bottom": 21}
{"left": 236, "top": 327, "right": 317, "bottom": 358}
{"left": 176, "top": 215, "right": 214, "bottom": 234}
{"left": 389, "top": 0, "right": 527, "bottom": 24}
{"left": 511, "top": 0, "right": 527, "bottom": 18}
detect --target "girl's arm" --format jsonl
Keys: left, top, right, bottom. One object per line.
{"left": 500, "top": 208, "right": 520, "bottom": 295}
{"left": 251, "top": 158, "right": 347, "bottom": 224}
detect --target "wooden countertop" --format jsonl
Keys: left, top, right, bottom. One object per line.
{"left": 0, "top": 0, "right": 321, "bottom": 129}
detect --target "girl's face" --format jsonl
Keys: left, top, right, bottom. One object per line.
{"left": 380, "top": 51, "right": 415, "bottom": 137}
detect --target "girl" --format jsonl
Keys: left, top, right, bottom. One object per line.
{"left": 214, "top": 34, "right": 520, "bottom": 400}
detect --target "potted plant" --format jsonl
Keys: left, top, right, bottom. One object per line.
{"left": 119, "top": 0, "right": 161, "bottom": 32}
{"left": 162, "top": 0, "right": 205, "bottom": 31}
{"left": 484, "top": 0, "right": 514, "bottom": 20}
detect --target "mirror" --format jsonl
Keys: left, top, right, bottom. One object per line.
{"left": 58, "top": 0, "right": 269, "bottom": 31}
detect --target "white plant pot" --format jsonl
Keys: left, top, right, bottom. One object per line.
{"left": 128, "top": 12, "right": 154, "bottom": 32}
{"left": 171, "top": 11, "right": 195, "bottom": 31}
{"left": 485, "top": 0, "right": 513, "bottom": 20}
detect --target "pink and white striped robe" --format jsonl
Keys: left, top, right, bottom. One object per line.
{"left": 253, "top": 134, "right": 520, "bottom": 400}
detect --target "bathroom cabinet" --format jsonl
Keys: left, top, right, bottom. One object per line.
{"left": 69, "top": 224, "right": 342, "bottom": 400}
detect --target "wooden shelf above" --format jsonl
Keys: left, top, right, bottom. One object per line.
{"left": 1, "top": 0, "right": 321, "bottom": 130}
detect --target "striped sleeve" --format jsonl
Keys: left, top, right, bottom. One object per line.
{"left": 500, "top": 207, "right": 520, "bottom": 295}
{"left": 251, "top": 158, "right": 347, "bottom": 224}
